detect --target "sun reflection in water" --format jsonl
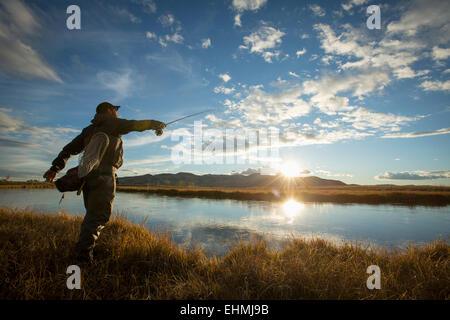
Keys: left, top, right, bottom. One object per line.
{"left": 282, "top": 199, "right": 304, "bottom": 223}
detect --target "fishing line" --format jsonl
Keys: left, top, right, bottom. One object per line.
{"left": 165, "top": 109, "right": 216, "bottom": 126}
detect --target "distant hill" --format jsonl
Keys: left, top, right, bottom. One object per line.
{"left": 118, "top": 172, "right": 346, "bottom": 188}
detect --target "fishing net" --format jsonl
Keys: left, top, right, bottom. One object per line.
{"left": 78, "top": 132, "right": 110, "bottom": 178}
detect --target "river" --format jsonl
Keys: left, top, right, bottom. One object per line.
{"left": 0, "top": 188, "right": 448, "bottom": 256}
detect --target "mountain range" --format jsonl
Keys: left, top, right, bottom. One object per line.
{"left": 118, "top": 172, "right": 346, "bottom": 188}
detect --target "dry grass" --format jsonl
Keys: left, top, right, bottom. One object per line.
{"left": 1, "top": 180, "right": 449, "bottom": 205}
{"left": 117, "top": 185, "right": 450, "bottom": 206}
{"left": 0, "top": 207, "right": 448, "bottom": 300}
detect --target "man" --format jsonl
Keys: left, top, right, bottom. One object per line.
{"left": 43, "top": 102, "right": 166, "bottom": 262}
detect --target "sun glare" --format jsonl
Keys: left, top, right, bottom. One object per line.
{"left": 280, "top": 161, "right": 301, "bottom": 178}
{"left": 282, "top": 199, "right": 304, "bottom": 221}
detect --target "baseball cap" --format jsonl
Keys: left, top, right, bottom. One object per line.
{"left": 96, "top": 102, "right": 120, "bottom": 113}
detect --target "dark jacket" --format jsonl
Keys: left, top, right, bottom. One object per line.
{"left": 51, "top": 114, "right": 153, "bottom": 174}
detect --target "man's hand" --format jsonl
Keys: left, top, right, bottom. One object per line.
{"left": 43, "top": 169, "right": 57, "bottom": 183}
{"left": 150, "top": 120, "right": 166, "bottom": 136}
{"left": 150, "top": 120, "right": 166, "bottom": 130}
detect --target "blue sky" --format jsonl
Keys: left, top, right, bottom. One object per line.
{"left": 0, "top": 0, "right": 449, "bottom": 185}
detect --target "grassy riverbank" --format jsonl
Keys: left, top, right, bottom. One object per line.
{"left": 0, "top": 207, "right": 448, "bottom": 300}
{"left": 1, "top": 180, "right": 449, "bottom": 206}
{"left": 117, "top": 185, "right": 450, "bottom": 206}
{"left": 0, "top": 180, "right": 54, "bottom": 189}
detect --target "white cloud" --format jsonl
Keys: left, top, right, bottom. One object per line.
{"left": 321, "top": 55, "right": 333, "bottom": 65}
{"left": 232, "top": 0, "right": 267, "bottom": 11}
{"left": 123, "top": 131, "right": 170, "bottom": 147}
{"left": 224, "top": 85, "right": 311, "bottom": 126}
{"left": 432, "top": 46, "right": 450, "bottom": 61}
{"left": 420, "top": 80, "right": 450, "bottom": 92}
{"left": 0, "top": 109, "right": 81, "bottom": 179}
{"left": 218, "top": 73, "right": 231, "bottom": 82}
{"left": 165, "top": 33, "right": 183, "bottom": 44}
{"left": 214, "top": 86, "right": 235, "bottom": 95}
{"left": 158, "top": 14, "right": 175, "bottom": 26}
{"left": 114, "top": 7, "right": 141, "bottom": 23}
{"left": 288, "top": 72, "right": 299, "bottom": 78}
{"left": 234, "top": 14, "right": 242, "bottom": 27}
{"left": 132, "top": 0, "right": 157, "bottom": 13}
{"left": 204, "top": 114, "right": 242, "bottom": 128}
{"left": 201, "top": 38, "right": 212, "bottom": 49}
{"left": 382, "top": 127, "right": 450, "bottom": 138}
{"left": 278, "top": 127, "right": 372, "bottom": 146}
{"left": 314, "top": 23, "right": 426, "bottom": 80}
{"left": 313, "top": 118, "right": 339, "bottom": 128}
{"left": 231, "top": 0, "right": 267, "bottom": 27}
{"left": 146, "top": 52, "right": 193, "bottom": 75}
{"left": 296, "top": 48, "right": 307, "bottom": 57}
{"left": 145, "top": 31, "right": 157, "bottom": 39}
{"left": 240, "top": 26, "right": 285, "bottom": 63}
{"left": 159, "top": 33, "right": 184, "bottom": 47}
{"left": 314, "top": 169, "right": 354, "bottom": 178}
{"left": 0, "top": 0, "right": 61, "bottom": 82}
{"left": 341, "top": 0, "right": 368, "bottom": 11}
{"left": 375, "top": 170, "right": 450, "bottom": 180}
{"left": 309, "top": 4, "right": 325, "bottom": 17}
{"left": 386, "top": 0, "right": 450, "bottom": 38}
{"left": 340, "top": 107, "right": 419, "bottom": 131}
{"left": 97, "top": 69, "right": 134, "bottom": 100}
{"left": 302, "top": 70, "right": 390, "bottom": 114}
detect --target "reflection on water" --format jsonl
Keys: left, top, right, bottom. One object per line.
{"left": 0, "top": 189, "right": 448, "bottom": 256}
{"left": 282, "top": 199, "right": 304, "bottom": 223}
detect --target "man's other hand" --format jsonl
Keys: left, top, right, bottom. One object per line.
{"left": 43, "top": 169, "right": 57, "bottom": 183}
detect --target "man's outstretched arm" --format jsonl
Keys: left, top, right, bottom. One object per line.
{"left": 43, "top": 130, "right": 85, "bottom": 182}
{"left": 115, "top": 118, "right": 166, "bottom": 135}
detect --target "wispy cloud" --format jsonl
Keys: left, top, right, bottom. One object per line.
{"left": 386, "top": 0, "right": 450, "bottom": 37}
{"left": 145, "top": 31, "right": 157, "bottom": 39}
{"left": 232, "top": 0, "right": 267, "bottom": 11}
{"left": 146, "top": 52, "right": 193, "bottom": 76}
{"left": 201, "top": 38, "right": 212, "bottom": 49}
{"left": 218, "top": 73, "right": 231, "bottom": 82}
{"left": 375, "top": 170, "right": 450, "bottom": 180}
{"left": 309, "top": 4, "right": 325, "bottom": 17}
{"left": 0, "top": 109, "right": 81, "bottom": 179}
{"left": 382, "top": 128, "right": 450, "bottom": 138}
{"left": 214, "top": 86, "right": 235, "bottom": 95}
{"left": 341, "top": 0, "right": 368, "bottom": 12}
{"left": 239, "top": 25, "right": 285, "bottom": 63}
{"left": 296, "top": 49, "right": 307, "bottom": 58}
{"left": 112, "top": 7, "right": 141, "bottom": 23}
{"left": 123, "top": 131, "right": 170, "bottom": 147}
{"left": 231, "top": 0, "right": 268, "bottom": 27}
{"left": 131, "top": 0, "right": 157, "bottom": 13}
{"left": 420, "top": 80, "right": 450, "bottom": 92}
{"left": 97, "top": 69, "right": 134, "bottom": 100}
{"left": 432, "top": 46, "right": 450, "bottom": 61}
{"left": 0, "top": 0, "right": 62, "bottom": 82}
{"left": 158, "top": 14, "right": 175, "bottom": 27}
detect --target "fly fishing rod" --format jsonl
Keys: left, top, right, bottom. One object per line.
{"left": 166, "top": 109, "right": 215, "bottom": 125}
{"left": 155, "top": 109, "right": 215, "bottom": 135}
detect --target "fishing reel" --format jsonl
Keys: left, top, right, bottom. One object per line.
{"left": 155, "top": 128, "right": 163, "bottom": 136}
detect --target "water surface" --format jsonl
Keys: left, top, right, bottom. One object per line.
{"left": 0, "top": 189, "right": 448, "bottom": 256}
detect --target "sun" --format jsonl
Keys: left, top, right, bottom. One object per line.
{"left": 279, "top": 161, "right": 301, "bottom": 178}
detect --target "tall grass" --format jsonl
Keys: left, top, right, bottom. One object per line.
{"left": 117, "top": 185, "right": 450, "bottom": 206}
{"left": 0, "top": 207, "right": 448, "bottom": 300}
